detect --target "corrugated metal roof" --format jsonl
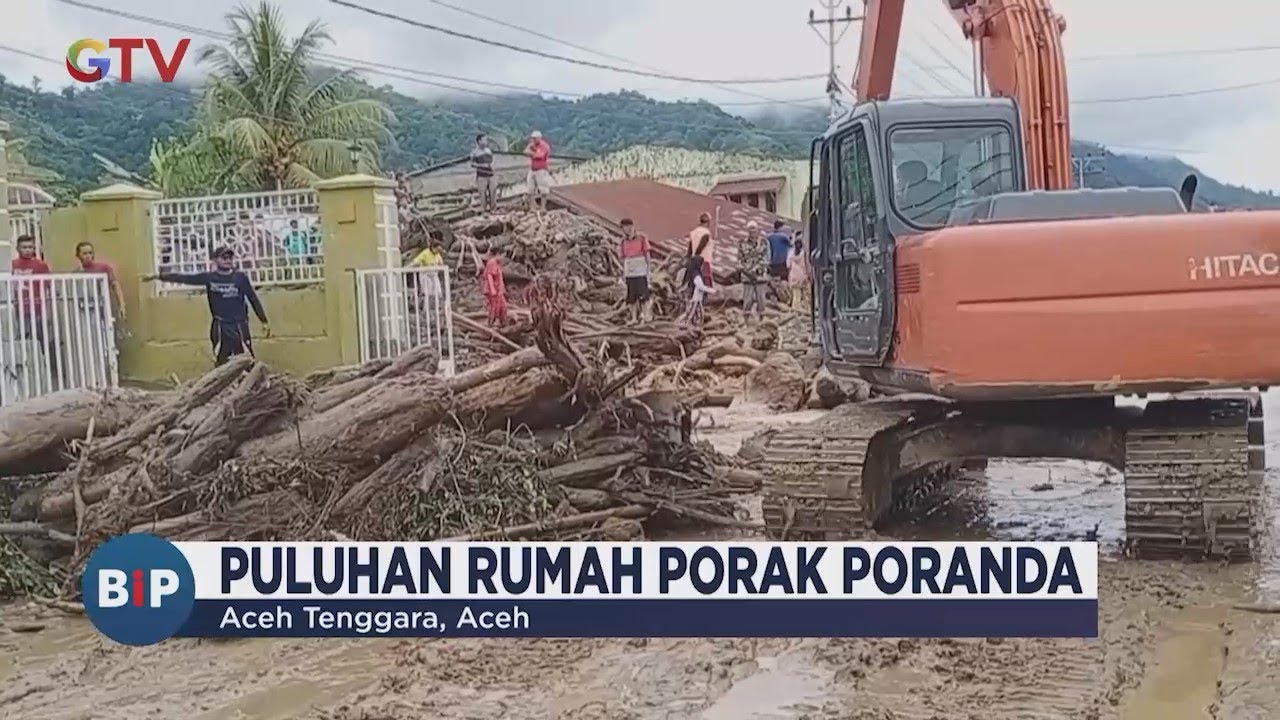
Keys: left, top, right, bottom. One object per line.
{"left": 709, "top": 174, "right": 787, "bottom": 197}
{"left": 551, "top": 178, "right": 797, "bottom": 281}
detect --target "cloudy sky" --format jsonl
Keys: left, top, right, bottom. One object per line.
{"left": 4, "top": 0, "right": 1279, "bottom": 190}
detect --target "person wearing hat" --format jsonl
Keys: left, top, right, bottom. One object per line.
{"left": 524, "top": 130, "right": 553, "bottom": 214}
{"left": 142, "top": 246, "right": 270, "bottom": 366}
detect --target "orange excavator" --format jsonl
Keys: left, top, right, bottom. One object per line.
{"left": 761, "top": 0, "right": 1277, "bottom": 559}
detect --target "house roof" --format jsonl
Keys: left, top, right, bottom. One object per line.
{"left": 709, "top": 174, "right": 787, "bottom": 197}
{"left": 551, "top": 178, "right": 796, "bottom": 280}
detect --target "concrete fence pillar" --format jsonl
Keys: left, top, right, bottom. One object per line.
{"left": 316, "top": 173, "right": 399, "bottom": 366}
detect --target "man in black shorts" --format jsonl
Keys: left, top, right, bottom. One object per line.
{"left": 618, "top": 218, "right": 652, "bottom": 324}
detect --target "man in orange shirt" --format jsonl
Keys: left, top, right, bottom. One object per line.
{"left": 525, "top": 130, "right": 552, "bottom": 214}
{"left": 480, "top": 246, "right": 509, "bottom": 327}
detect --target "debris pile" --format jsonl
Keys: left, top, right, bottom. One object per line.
{"left": 0, "top": 276, "right": 759, "bottom": 599}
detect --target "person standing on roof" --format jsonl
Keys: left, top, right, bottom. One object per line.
{"left": 471, "top": 134, "right": 496, "bottom": 214}
{"left": 688, "top": 212, "right": 715, "bottom": 289}
{"left": 142, "top": 246, "right": 269, "bottom": 366}
{"left": 766, "top": 220, "right": 793, "bottom": 282}
{"left": 525, "top": 130, "right": 552, "bottom": 215}
{"left": 738, "top": 221, "right": 768, "bottom": 324}
{"left": 618, "top": 218, "right": 652, "bottom": 325}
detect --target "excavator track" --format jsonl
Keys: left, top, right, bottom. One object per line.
{"left": 760, "top": 399, "right": 952, "bottom": 539}
{"left": 1124, "top": 394, "right": 1266, "bottom": 560}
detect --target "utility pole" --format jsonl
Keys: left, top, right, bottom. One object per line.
{"left": 808, "top": 2, "right": 860, "bottom": 122}
{"left": 1071, "top": 155, "right": 1106, "bottom": 188}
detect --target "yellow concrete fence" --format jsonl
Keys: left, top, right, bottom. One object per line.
{"left": 40, "top": 175, "right": 399, "bottom": 384}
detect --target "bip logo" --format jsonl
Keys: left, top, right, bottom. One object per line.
{"left": 82, "top": 533, "right": 196, "bottom": 646}
{"left": 65, "top": 37, "right": 191, "bottom": 83}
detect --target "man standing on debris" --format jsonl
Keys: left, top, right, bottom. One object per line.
{"left": 738, "top": 221, "right": 768, "bottom": 323}
{"left": 790, "top": 230, "right": 811, "bottom": 315}
{"left": 525, "top": 130, "right": 552, "bottom": 214}
{"left": 471, "top": 134, "right": 496, "bottom": 214}
{"left": 618, "top": 218, "right": 652, "bottom": 325}
{"left": 480, "top": 246, "right": 509, "bottom": 327}
{"left": 767, "top": 220, "right": 793, "bottom": 281}
{"left": 409, "top": 233, "right": 446, "bottom": 308}
{"left": 142, "top": 246, "right": 270, "bottom": 366}
{"left": 688, "top": 212, "right": 715, "bottom": 288}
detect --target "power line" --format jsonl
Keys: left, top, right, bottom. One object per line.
{"left": 1073, "top": 44, "right": 1280, "bottom": 62}
{"left": 1074, "top": 75, "right": 1280, "bottom": 104}
{"left": 0, "top": 44, "right": 823, "bottom": 143}
{"left": 55, "top": 0, "right": 821, "bottom": 109}
{"left": 417, "top": 0, "right": 806, "bottom": 108}
{"left": 327, "top": 0, "right": 826, "bottom": 86}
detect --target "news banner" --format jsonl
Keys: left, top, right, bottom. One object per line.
{"left": 82, "top": 534, "right": 1098, "bottom": 646}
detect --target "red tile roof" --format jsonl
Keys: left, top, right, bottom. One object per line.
{"left": 551, "top": 179, "right": 795, "bottom": 281}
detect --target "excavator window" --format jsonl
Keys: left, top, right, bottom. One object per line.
{"left": 835, "top": 125, "right": 880, "bottom": 312}
{"left": 889, "top": 124, "right": 1017, "bottom": 228}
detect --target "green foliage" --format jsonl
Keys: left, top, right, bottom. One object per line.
{"left": 188, "top": 2, "right": 395, "bottom": 190}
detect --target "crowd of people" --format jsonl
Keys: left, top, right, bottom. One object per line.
{"left": 459, "top": 129, "right": 807, "bottom": 331}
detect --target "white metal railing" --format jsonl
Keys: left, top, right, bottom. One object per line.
{"left": 9, "top": 208, "right": 46, "bottom": 257}
{"left": 152, "top": 189, "right": 322, "bottom": 292}
{"left": 0, "top": 273, "right": 119, "bottom": 405}
{"left": 354, "top": 266, "right": 455, "bottom": 375}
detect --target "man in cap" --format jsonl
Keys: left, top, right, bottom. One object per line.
{"left": 142, "top": 246, "right": 270, "bottom": 366}
{"left": 525, "top": 130, "right": 553, "bottom": 214}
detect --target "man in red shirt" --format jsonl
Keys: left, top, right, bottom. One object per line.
{"left": 74, "top": 241, "right": 127, "bottom": 324}
{"left": 525, "top": 130, "right": 552, "bottom": 214}
{"left": 480, "top": 246, "right": 509, "bottom": 327}
{"left": 10, "top": 234, "right": 60, "bottom": 382}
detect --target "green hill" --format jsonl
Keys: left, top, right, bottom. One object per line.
{"left": 2, "top": 72, "right": 1275, "bottom": 210}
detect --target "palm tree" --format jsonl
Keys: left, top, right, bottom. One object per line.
{"left": 196, "top": 2, "right": 394, "bottom": 190}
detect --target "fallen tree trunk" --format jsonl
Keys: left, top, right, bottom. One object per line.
{"left": 0, "top": 387, "right": 156, "bottom": 477}
{"left": 236, "top": 372, "right": 453, "bottom": 468}
{"left": 310, "top": 345, "right": 440, "bottom": 414}
{"left": 454, "top": 366, "right": 573, "bottom": 431}
{"left": 162, "top": 363, "right": 296, "bottom": 477}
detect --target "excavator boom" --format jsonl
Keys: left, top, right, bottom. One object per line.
{"left": 854, "top": 0, "right": 1072, "bottom": 190}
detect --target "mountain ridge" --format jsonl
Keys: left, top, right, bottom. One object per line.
{"left": 1, "top": 74, "right": 1275, "bottom": 210}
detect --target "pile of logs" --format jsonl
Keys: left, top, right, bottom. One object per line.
{"left": 0, "top": 276, "right": 766, "bottom": 598}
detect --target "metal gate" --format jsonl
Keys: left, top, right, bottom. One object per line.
{"left": 354, "top": 266, "right": 455, "bottom": 375}
{"left": 0, "top": 273, "right": 120, "bottom": 405}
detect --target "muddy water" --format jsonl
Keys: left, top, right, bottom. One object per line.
{"left": 3, "top": 393, "right": 1279, "bottom": 719}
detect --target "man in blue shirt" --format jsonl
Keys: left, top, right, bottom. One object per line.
{"left": 766, "top": 220, "right": 793, "bottom": 281}
{"left": 143, "top": 246, "right": 270, "bottom": 366}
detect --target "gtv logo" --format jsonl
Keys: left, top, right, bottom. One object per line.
{"left": 98, "top": 568, "right": 181, "bottom": 608}
{"left": 65, "top": 38, "right": 191, "bottom": 83}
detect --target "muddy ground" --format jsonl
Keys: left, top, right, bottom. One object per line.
{"left": 2, "top": 392, "right": 1278, "bottom": 720}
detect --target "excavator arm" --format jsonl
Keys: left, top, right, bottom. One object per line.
{"left": 853, "top": 0, "right": 1072, "bottom": 191}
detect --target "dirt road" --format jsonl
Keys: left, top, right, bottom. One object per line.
{"left": 3, "top": 394, "right": 1278, "bottom": 720}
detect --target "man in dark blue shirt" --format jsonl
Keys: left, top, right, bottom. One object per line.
{"left": 766, "top": 220, "right": 793, "bottom": 281}
{"left": 143, "top": 246, "right": 270, "bottom": 365}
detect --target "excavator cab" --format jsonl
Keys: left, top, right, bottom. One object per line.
{"left": 810, "top": 97, "right": 1025, "bottom": 365}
